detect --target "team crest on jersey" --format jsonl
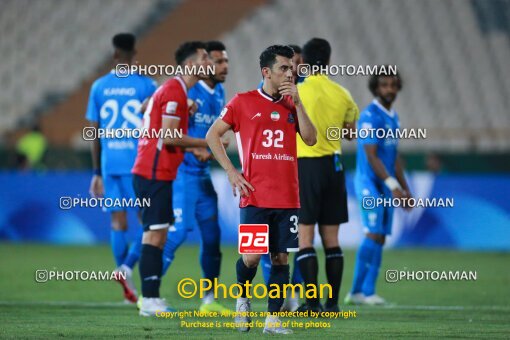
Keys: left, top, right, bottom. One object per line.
{"left": 270, "top": 111, "right": 280, "bottom": 121}
{"left": 287, "top": 113, "right": 295, "bottom": 123}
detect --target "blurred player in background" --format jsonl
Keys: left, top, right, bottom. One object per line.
{"left": 86, "top": 33, "right": 157, "bottom": 303}
{"left": 206, "top": 45, "right": 316, "bottom": 334}
{"left": 132, "top": 41, "right": 212, "bottom": 316}
{"left": 345, "top": 72, "right": 412, "bottom": 305}
{"left": 259, "top": 43, "right": 304, "bottom": 312}
{"left": 161, "top": 41, "right": 231, "bottom": 313}
{"left": 296, "top": 38, "right": 359, "bottom": 313}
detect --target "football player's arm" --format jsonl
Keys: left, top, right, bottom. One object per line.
{"left": 364, "top": 144, "right": 405, "bottom": 200}
{"left": 161, "top": 116, "right": 208, "bottom": 148}
{"left": 85, "top": 82, "right": 103, "bottom": 198}
{"left": 280, "top": 81, "right": 316, "bottom": 145}
{"left": 206, "top": 119, "right": 254, "bottom": 197}
{"left": 395, "top": 155, "right": 411, "bottom": 194}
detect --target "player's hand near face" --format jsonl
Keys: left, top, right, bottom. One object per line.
{"left": 279, "top": 81, "right": 300, "bottom": 104}
{"left": 89, "top": 175, "right": 104, "bottom": 198}
{"left": 226, "top": 168, "right": 255, "bottom": 197}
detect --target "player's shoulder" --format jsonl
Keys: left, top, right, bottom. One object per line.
{"left": 159, "top": 77, "right": 187, "bottom": 97}
{"left": 91, "top": 71, "right": 115, "bottom": 90}
{"left": 360, "top": 102, "right": 380, "bottom": 120}
{"left": 228, "top": 89, "right": 259, "bottom": 104}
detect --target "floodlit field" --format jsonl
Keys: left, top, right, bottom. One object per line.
{"left": 1, "top": 244, "right": 509, "bottom": 338}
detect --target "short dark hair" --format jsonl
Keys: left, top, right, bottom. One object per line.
{"left": 302, "top": 38, "right": 331, "bottom": 66}
{"left": 112, "top": 33, "right": 135, "bottom": 52}
{"left": 259, "top": 45, "right": 294, "bottom": 69}
{"left": 288, "top": 44, "right": 302, "bottom": 55}
{"left": 175, "top": 41, "right": 206, "bottom": 66}
{"left": 206, "top": 41, "right": 226, "bottom": 53}
{"left": 368, "top": 70, "right": 403, "bottom": 96}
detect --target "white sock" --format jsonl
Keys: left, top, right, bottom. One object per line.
{"left": 202, "top": 291, "right": 214, "bottom": 305}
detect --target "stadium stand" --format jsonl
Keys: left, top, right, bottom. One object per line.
{"left": 2, "top": 0, "right": 509, "bottom": 152}
{"left": 0, "top": 0, "right": 176, "bottom": 137}
{"left": 221, "top": 0, "right": 510, "bottom": 151}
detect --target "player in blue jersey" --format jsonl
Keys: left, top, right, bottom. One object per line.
{"left": 86, "top": 33, "right": 157, "bottom": 304}
{"left": 257, "top": 44, "right": 304, "bottom": 312}
{"left": 345, "top": 71, "right": 412, "bottom": 305}
{"left": 161, "top": 41, "right": 231, "bottom": 312}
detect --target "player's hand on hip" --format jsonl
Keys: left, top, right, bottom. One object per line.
{"left": 89, "top": 175, "right": 104, "bottom": 198}
{"left": 278, "top": 81, "right": 300, "bottom": 104}
{"left": 226, "top": 168, "right": 254, "bottom": 197}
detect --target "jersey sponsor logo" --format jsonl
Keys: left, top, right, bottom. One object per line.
{"left": 194, "top": 112, "right": 216, "bottom": 125}
{"left": 251, "top": 112, "right": 262, "bottom": 120}
{"left": 270, "top": 111, "right": 280, "bottom": 121}
{"left": 287, "top": 113, "right": 295, "bottom": 123}
{"left": 166, "top": 101, "right": 178, "bottom": 114}
{"left": 219, "top": 107, "right": 228, "bottom": 118}
{"left": 238, "top": 224, "right": 269, "bottom": 254}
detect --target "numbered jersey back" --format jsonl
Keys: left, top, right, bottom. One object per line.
{"left": 86, "top": 70, "right": 156, "bottom": 175}
{"left": 221, "top": 88, "right": 300, "bottom": 209}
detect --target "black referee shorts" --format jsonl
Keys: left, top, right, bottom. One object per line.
{"left": 298, "top": 155, "right": 348, "bottom": 225}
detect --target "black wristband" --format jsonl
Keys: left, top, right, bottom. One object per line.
{"left": 93, "top": 168, "right": 102, "bottom": 176}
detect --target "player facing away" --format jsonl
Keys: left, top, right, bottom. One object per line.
{"left": 345, "top": 72, "right": 412, "bottom": 305}
{"left": 206, "top": 45, "right": 317, "bottom": 335}
{"left": 86, "top": 33, "right": 157, "bottom": 303}
{"left": 259, "top": 43, "right": 304, "bottom": 312}
{"left": 161, "top": 41, "right": 231, "bottom": 313}
{"left": 132, "top": 41, "right": 213, "bottom": 316}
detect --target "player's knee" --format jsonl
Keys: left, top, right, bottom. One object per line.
{"left": 142, "top": 230, "right": 168, "bottom": 248}
{"left": 243, "top": 254, "right": 261, "bottom": 268}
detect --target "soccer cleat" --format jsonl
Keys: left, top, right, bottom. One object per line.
{"left": 263, "top": 314, "right": 293, "bottom": 335}
{"left": 280, "top": 293, "right": 300, "bottom": 312}
{"left": 344, "top": 292, "right": 366, "bottom": 305}
{"left": 324, "top": 304, "right": 339, "bottom": 312}
{"left": 363, "top": 294, "right": 386, "bottom": 305}
{"left": 138, "top": 297, "right": 176, "bottom": 316}
{"left": 114, "top": 265, "right": 138, "bottom": 303}
{"left": 136, "top": 296, "right": 143, "bottom": 310}
{"left": 235, "top": 297, "right": 252, "bottom": 332}
{"left": 297, "top": 302, "right": 324, "bottom": 313}
{"left": 200, "top": 301, "right": 233, "bottom": 313}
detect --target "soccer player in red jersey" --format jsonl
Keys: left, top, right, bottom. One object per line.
{"left": 206, "top": 45, "right": 317, "bottom": 334}
{"left": 132, "top": 41, "right": 212, "bottom": 316}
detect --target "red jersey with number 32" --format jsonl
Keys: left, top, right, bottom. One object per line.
{"left": 132, "top": 77, "right": 188, "bottom": 181}
{"left": 221, "top": 88, "right": 300, "bottom": 208}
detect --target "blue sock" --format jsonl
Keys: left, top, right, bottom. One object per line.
{"left": 111, "top": 230, "right": 128, "bottom": 267}
{"left": 351, "top": 237, "right": 377, "bottom": 294}
{"left": 261, "top": 254, "right": 272, "bottom": 285}
{"left": 362, "top": 240, "right": 383, "bottom": 296}
{"left": 198, "top": 219, "right": 222, "bottom": 282}
{"left": 124, "top": 227, "right": 143, "bottom": 269}
{"left": 291, "top": 254, "right": 303, "bottom": 284}
{"left": 162, "top": 227, "right": 188, "bottom": 276}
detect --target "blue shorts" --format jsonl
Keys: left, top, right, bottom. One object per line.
{"left": 173, "top": 169, "right": 218, "bottom": 232}
{"left": 355, "top": 180, "right": 394, "bottom": 235}
{"left": 102, "top": 174, "right": 137, "bottom": 212}
{"left": 240, "top": 206, "right": 299, "bottom": 253}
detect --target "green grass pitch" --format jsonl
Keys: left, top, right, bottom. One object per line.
{"left": 0, "top": 244, "right": 509, "bottom": 338}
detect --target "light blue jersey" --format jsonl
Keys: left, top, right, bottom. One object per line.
{"left": 86, "top": 70, "right": 157, "bottom": 176}
{"left": 355, "top": 99, "right": 400, "bottom": 235}
{"left": 355, "top": 99, "right": 400, "bottom": 185}
{"left": 180, "top": 80, "right": 225, "bottom": 175}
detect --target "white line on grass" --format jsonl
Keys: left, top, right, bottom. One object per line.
{"left": 0, "top": 301, "right": 509, "bottom": 312}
